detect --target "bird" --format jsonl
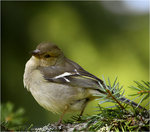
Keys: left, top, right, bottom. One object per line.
{"left": 23, "top": 42, "right": 144, "bottom": 124}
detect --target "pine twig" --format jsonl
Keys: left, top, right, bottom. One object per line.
{"left": 129, "top": 80, "right": 150, "bottom": 107}
{"left": 96, "top": 77, "right": 125, "bottom": 109}
{"left": 106, "top": 89, "right": 125, "bottom": 110}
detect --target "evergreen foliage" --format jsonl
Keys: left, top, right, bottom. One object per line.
{"left": 65, "top": 79, "right": 150, "bottom": 131}
{"left": 129, "top": 81, "right": 150, "bottom": 108}
{"left": 1, "top": 79, "right": 149, "bottom": 131}
{"left": 1, "top": 102, "right": 33, "bottom": 131}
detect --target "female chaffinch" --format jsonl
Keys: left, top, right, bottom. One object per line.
{"left": 23, "top": 42, "right": 143, "bottom": 124}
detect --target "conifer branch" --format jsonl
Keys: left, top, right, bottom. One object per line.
{"left": 95, "top": 77, "right": 126, "bottom": 109}
{"left": 105, "top": 89, "right": 125, "bottom": 109}
{"left": 129, "top": 81, "right": 150, "bottom": 108}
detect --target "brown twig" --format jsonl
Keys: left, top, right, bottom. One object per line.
{"left": 137, "top": 90, "right": 150, "bottom": 94}
{"left": 106, "top": 89, "right": 125, "bottom": 110}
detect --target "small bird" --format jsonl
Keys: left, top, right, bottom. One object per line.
{"left": 23, "top": 42, "right": 144, "bottom": 124}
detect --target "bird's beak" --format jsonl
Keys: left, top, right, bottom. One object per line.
{"left": 31, "top": 49, "right": 41, "bottom": 56}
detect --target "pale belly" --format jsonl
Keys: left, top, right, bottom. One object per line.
{"left": 28, "top": 70, "right": 89, "bottom": 114}
{"left": 23, "top": 57, "right": 96, "bottom": 114}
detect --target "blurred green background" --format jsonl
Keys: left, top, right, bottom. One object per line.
{"left": 2, "top": 1, "right": 149, "bottom": 126}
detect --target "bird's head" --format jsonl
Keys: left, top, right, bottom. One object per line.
{"left": 31, "top": 42, "right": 64, "bottom": 67}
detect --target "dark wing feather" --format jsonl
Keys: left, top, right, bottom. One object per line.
{"left": 66, "top": 58, "right": 104, "bottom": 84}
{"left": 45, "top": 75, "right": 100, "bottom": 89}
{"left": 38, "top": 58, "right": 104, "bottom": 91}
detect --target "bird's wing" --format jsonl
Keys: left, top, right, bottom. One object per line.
{"left": 66, "top": 58, "right": 104, "bottom": 84}
{"left": 38, "top": 58, "right": 104, "bottom": 91}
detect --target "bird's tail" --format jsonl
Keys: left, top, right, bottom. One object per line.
{"left": 120, "top": 97, "right": 145, "bottom": 110}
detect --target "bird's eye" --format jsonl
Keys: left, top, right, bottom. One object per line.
{"left": 44, "top": 54, "right": 51, "bottom": 58}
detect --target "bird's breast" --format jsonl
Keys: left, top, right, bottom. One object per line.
{"left": 23, "top": 57, "right": 93, "bottom": 113}
{"left": 24, "top": 67, "right": 87, "bottom": 113}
